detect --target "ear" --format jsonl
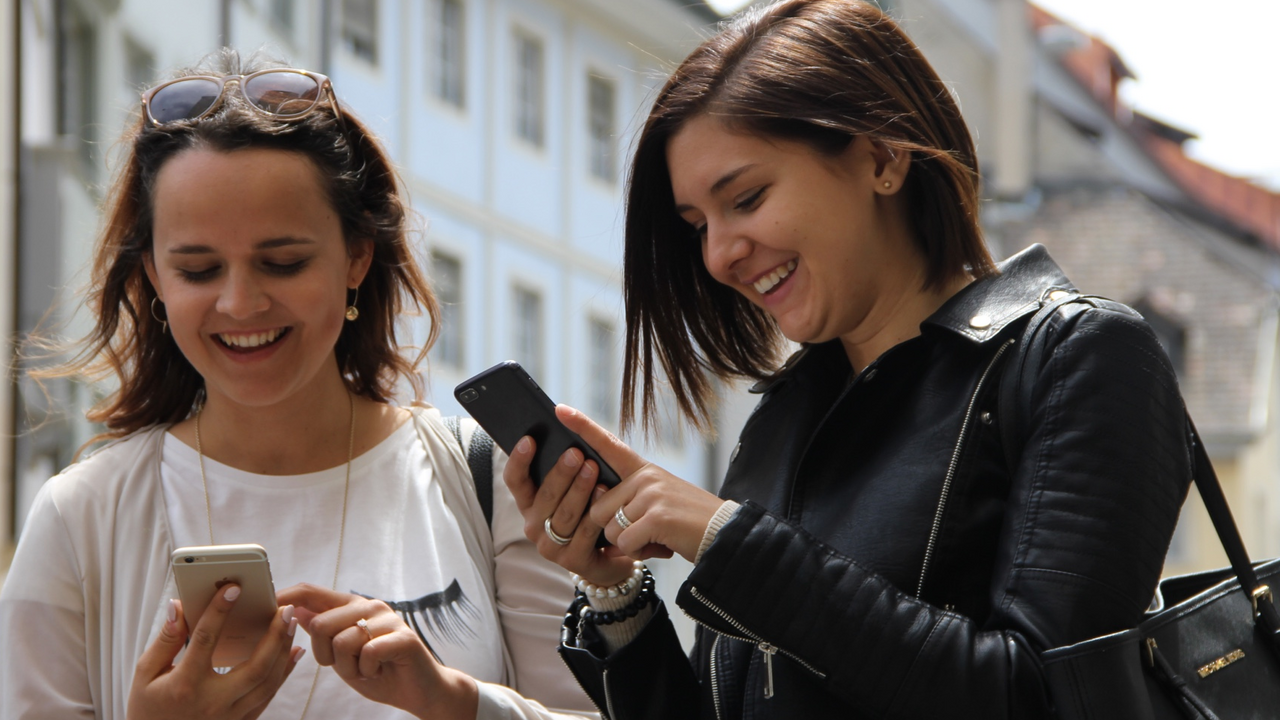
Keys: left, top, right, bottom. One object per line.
{"left": 869, "top": 140, "right": 911, "bottom": 195}
{"left": 346, "top": 238, "right": 374, "bottom": 288}
{"left": 142, "top": 252, "right": 163, "bottom": 301}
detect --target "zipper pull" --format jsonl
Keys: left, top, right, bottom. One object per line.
{"left": 759, "top": 642, "right": 777, "bottom": 699}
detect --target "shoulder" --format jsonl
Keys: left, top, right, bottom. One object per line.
{"left": 40, "top": 427, "right": 166, "bottom": 508}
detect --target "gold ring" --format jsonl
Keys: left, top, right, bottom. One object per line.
{"left": 356, "top": 617, "right": 373, "bottom": 640}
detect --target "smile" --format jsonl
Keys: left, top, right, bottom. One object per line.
{"left": 753, "top": 260, "right": 798, "bottom": 295}
{"left": 216, "top": 327, "right": 289, "bottom": 350}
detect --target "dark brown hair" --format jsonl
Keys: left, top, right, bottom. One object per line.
{"left": 622, "top": 0, "right": 996, "bottom": 433}
{"left": 35, "top": 50, "right": 438, "bottom": 440}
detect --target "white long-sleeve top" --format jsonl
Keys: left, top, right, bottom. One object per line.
{"left": 0, "top": 406, "right": 597, "bottom": 720}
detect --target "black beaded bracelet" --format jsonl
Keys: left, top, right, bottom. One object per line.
{"left": 577, "top": 570, "right": 656, "bottom": 626}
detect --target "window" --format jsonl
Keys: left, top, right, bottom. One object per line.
{"left": 587, "top": 73, "right": 616, "bottom": 181}
{"left": 513, "top": 286, "right": 544, "bottom": 381}
{"left": 430, "top": 251, "right": 463, "bottom": 369}
{"left": 269, "top": 0, "right": 295, "bottom": 36}
{"left": 58, "top": 3, "right": 98, "bottom": 177}
{"left": 587, "top": 317, "right": 617, "bottom": 423}
{"left": 513, "top": 30, "right": 545, "bottom": 147}
{"left": 430, "top": 0, "right": 466, "bottom": 107}
{"left": 342, "top": 0, "right": 379, "bottom": 64}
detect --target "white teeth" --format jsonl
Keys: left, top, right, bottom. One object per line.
{"left": 219, "top": 328, "right": 285, "bottom": 348}
{"left": 753, "top": 260, "right": 798, "bottom": 294}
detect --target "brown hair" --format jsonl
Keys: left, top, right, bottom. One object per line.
{"left": 34, "top": 50, "right": 438, "bottom": 441}
{"left": 621, "top": 0, "right": 996, "bottom": 433}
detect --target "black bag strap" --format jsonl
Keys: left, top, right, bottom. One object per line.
{"left": 999, "top": 292, "right": 1280, "bottom": 641}
{"left": 442, "top": 415, "right": 496, "bottom": 529}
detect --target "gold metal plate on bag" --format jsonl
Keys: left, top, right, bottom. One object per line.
{"left": 1197, "top": 649, "right": 1245, "bottom": 679}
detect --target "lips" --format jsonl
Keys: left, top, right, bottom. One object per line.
{"left": 752, "top": 259, "right": 798, "bottom": 295}
{"left": 215, "top": 327, "right": 290, "bottom": 352}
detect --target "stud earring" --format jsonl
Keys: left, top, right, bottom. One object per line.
{"left": 150, "top": 296, "right": 168, "bottom": 334}
{"left": 883, "top": 181, "right": 892, "bottom": 189}
{"left": 345, "top": 286, "right": 360, "bottom": 322}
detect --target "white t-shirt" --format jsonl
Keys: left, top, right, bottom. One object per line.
{"left": 161, "top": 419, "right": 506, "bottom": 720}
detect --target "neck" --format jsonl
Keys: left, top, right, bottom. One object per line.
{"left": 839, "top": 271, "right": 972, "bottom": 374}
{"left": 188, "top": 368, "right": 360, "bottom": 475}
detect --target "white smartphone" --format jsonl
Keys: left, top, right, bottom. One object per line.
{"left": 171, "top": 543, "right": 279, "bottom": 667}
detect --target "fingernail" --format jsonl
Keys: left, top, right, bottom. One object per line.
{"left": 288, "top": 617, "right": 299, "bottom": 638}
{"left": 593, "top": 486, "right": 607, "bottom": 501}
{"left": 292, "top": 646, "right": 307, "bottom": 663}
{"left": 282, "top": 604, "right": 295, "bottom": 626}
{"left": 167, "top": 598, "right": 178, "bottom": 624}
{"left": 581, "top": 462, "right": 597, "bottom": 480}
{"left": 516, "top": 436, "right": 531, "bottom": 454}
{"left": 563, "top": 449, "right": 582, "bottom": 468}
{"left": 224, "top": 585, "right": 241, "bottom": 602}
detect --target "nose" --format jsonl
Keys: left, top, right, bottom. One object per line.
{"left": 701, "top": 221, "right": 752, "bottom": 284}
{"left": 215, "top": 268, "right": 270, "bottom": 319}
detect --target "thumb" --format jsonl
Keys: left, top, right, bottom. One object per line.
{"left": 134, "top": 599, "right": 188, "bottom": 681}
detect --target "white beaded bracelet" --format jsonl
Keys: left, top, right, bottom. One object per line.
{"left": 572, "top": 560, "right": 646, "bottom": 600}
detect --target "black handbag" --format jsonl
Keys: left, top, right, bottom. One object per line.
{"left": 1007, "top": 293, "right": 1280, "bottom": 720}
{"left": 1040, "top": 427, "right": 1280, "bottom": 720}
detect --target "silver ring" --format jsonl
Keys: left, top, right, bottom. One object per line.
{"left": 615, "top": 506, "right": 632, "bottom": 530}
{"left": 544, "top": 516, "right": 573, "bottom": 546}
{"left": 356, "top": 617, "right": 373, "bottom": 640}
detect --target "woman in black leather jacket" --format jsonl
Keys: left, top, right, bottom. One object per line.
{"left": 502, "top": 1, "right": 1191, "bottom": 718}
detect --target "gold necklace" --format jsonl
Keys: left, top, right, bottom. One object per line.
{"left": 195, "top": 392, "right": 355, "bottom": 720}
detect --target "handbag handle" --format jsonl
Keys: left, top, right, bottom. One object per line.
{"left": 1002, "top": 292, "right": 1280, "bottom": 639}
{"left": 1184, "top": 418, "right": 1280, "bottom": 635}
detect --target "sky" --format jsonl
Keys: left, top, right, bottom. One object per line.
{"left": 705, "top": 0, "right": 1280, "bottom": 190}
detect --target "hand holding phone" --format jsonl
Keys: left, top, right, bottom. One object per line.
{"left": 171, "top": 543, "right": 278, "bottom": 667}
{"left": 454, "top": 361, "right": 621, "bottom": 488}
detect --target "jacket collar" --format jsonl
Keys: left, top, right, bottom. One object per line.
{"left": 922, "top": 243, "right": 1074, "bottom": 344}
{"left": 750, "top": 244, "right": 1073, "bottom": 393}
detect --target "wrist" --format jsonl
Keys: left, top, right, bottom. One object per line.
{"left": 413, "top": 666, "right": 477, "bottom": 720}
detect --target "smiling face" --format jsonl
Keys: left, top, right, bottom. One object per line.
{"left": 144, "top": 147, "right": 370, "bottom": 413}
{"left": 667, "top": 115, "right": 929, "bottom": 356}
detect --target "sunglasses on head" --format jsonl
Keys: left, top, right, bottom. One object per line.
{"left": 141, "top": 68, "right": 344, "bottom": 128}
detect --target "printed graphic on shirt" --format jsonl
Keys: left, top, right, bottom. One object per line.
{"left": 369, "top": 579, "right": 480, "bottom": 648}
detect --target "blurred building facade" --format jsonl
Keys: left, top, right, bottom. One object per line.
{"left": 0, "top": 0, "right": 719, "bottom": 623}
{"left": 896, "top": 0, "right": 1280, "bottom": 575}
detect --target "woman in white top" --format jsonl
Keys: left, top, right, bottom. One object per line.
{"left": 0, "top": 51, "right": 597, "bottom": 720}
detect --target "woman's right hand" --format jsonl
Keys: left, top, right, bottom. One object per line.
{"left": 503, "top": 427, "right": 639, "bottom": 588}
{"left": 127, "top": 584, "right": 303, "bottom": 720}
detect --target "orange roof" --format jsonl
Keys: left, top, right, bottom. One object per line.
{"left": 1030, "top": 3, "right": 1280, "bottom": 250}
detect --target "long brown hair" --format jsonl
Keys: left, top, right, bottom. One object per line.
{"left": 33, "top": 50, "right": 439, "bottom": 441}
{"left": 622, "top": 0, "right": 996, "bottom": 434}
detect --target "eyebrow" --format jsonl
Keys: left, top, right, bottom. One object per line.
{"left": 167, "top": 237, "right": 315, "bottom": 255}
{"left": 674, "top": 164, "right": 758, "bottom": 213}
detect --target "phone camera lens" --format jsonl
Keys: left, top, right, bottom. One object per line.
{"left": 184, "top": 556, "right": 195, "bottom": 563}
{"left": 460, "top": 388, "right": 479, "bottom": 403}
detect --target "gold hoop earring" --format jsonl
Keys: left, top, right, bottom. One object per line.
{"left": 150, "top": 296, "right": 168, "bottom": 334}
{"left": 345, "top": 286, "right": 360, "bottom": 322}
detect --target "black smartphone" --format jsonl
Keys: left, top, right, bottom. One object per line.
{"left": 454, "top": 361, "right": 621, "bottom": 489}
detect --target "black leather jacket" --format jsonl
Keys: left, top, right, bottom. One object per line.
{"left": 559, "top": 245, "right": 1192, "bottom": 719}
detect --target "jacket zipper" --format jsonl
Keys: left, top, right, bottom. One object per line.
{"left": 687, "top": 586, "right": 828, "bottom": 701}
{"left": 602, "top": 668, "right": 617, "bottom": 720}
{"left": 709, "top": 635, "right": 724, "bottom": 720}
{"left": 915, "top": 337, "right": 1016, "bottom": 597}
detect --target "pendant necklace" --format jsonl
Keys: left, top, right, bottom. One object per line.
{"left": 195, "top": 392, "right": 355, "bottom": 720}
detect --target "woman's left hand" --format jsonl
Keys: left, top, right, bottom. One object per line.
{"left": 277, "top": 584, "right": 478, "bottom": 720}
{"left": 556, "top": 405, "right": 725, "bottom": 563}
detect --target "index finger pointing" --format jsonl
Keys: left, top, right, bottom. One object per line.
{"left": 275, "top": 583, "right": 351, "bottom": 615}
{"left": 555, "top": 405, "right": 646, "bottom": 478}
